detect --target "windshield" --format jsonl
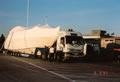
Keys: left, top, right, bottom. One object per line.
{"left": 66, "top": 36, "right": 83, "bottom": 45}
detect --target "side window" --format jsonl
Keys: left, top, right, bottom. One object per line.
{"left": 60, "top": 37, "right": 64, "bottom": 45}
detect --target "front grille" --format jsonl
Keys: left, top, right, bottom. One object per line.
{"left": 69, "top": 49, "right": 80, "bottom": 51}
{"left": 69, "top": 49, "right": 82, "bottom": 53}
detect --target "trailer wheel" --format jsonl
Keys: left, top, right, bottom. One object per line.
{"left": 41, "top": 51, "right": 48, "bottom": 60}
{"left": 12, "top": 52, "right": 15, "bottom": 56}
{"left": 17, "top": 53, "right": 21, "bottom": 57}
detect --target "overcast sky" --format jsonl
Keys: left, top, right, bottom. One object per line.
{"left": 0, "top": 0, "right": 120, "bottom": 36}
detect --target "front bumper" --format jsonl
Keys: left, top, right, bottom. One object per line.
{"left": 64, "top": 52, "right": 84, "bottom": 60}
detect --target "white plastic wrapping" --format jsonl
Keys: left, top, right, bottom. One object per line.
{"left": 4, "top": 24, "right": 60, "bottom": 50}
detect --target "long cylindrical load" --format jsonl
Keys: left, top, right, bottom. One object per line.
{"left": 4, "top": 24, "right": 60, "bottom": 50}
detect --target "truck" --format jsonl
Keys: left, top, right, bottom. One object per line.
{"left": 113, "top": 37, "right": 120, "bottom": 59}
{"left": 4, "top": 24, "right": 85, "bottom": 61}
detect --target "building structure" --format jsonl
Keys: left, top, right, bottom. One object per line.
{"left": 83, "top": 30, "right": 112, "bottom": 46}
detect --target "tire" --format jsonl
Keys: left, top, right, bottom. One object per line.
{"left": 10, "top": 52, "right": 13, "bottom": 56}
{"left": 56, "top": 52, "right": 63, "bottom": 62}
{"left": 12, "top": 52, "right": 15, "bottom": 56}
{"left": 17, "top": 53, "right": 21, "bottom": 57}
{"left": 41, "top": 51, "right": 48, "bottom": 60}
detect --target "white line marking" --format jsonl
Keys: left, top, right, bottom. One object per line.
{"left": 14, "top": 57, "right": 75, "bottom": 82}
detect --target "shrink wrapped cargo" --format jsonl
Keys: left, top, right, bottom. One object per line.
{"left": 4, "top": 24, "right": 60, "bottom": 50}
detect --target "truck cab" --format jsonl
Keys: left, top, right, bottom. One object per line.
{"left": 56, "top": 29, "right": 85, "bottom": 60}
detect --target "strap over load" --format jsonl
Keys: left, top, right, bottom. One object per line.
{"left": 4, "top": 24, "right": 60, "bottom": 50}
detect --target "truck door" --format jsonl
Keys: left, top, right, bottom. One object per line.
{"left": 60, "top": 37, "right": 65, "bottom": 50}
{"left": 56, "top": 37, "right": 65, "bottom": 51}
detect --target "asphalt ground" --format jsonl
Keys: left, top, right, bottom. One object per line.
{"left": 0, "top": 55, "right": 69, "bottom": 82}
{"left": 0, "top": 54, "right": 120, "bottom": 82}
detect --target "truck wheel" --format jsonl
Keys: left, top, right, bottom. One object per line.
{"left": 56, "top": 52, "right": 63, "bottom": 62}
{"left": 56, "top": 55, "right": 62, "bottom": 62}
